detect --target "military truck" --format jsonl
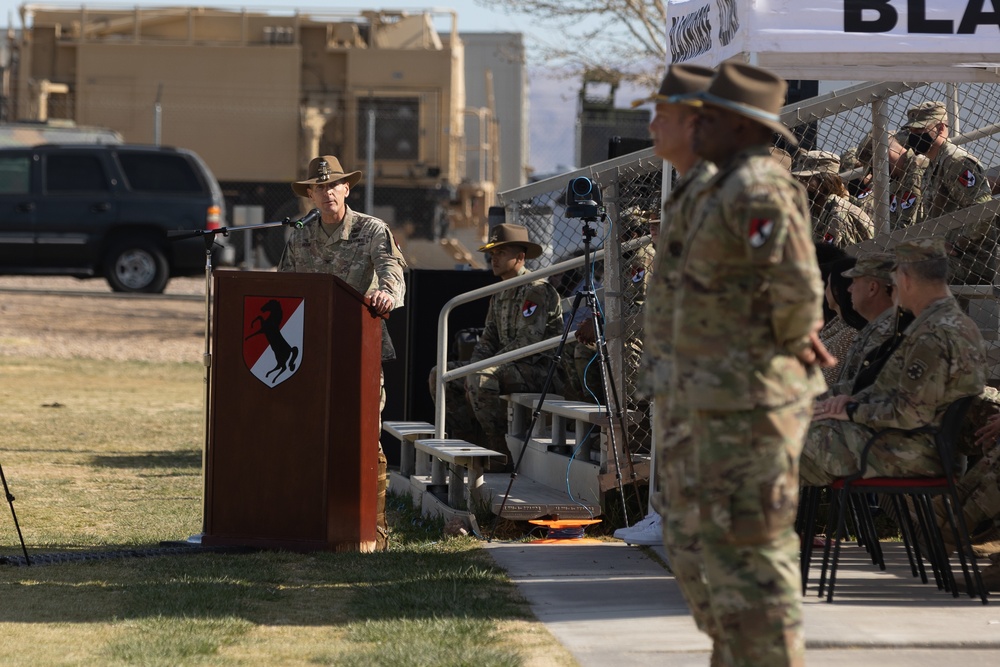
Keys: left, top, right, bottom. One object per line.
{"left": 9, "top": 4, "right": 495, "bottom": 265}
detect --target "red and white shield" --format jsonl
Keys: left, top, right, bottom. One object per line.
{"left": 749, "top": 218, "right": 774, "bottom": 248}
{"left": 522, "top": 300, "right": 538, "bottom": 318}
{"left": 630, "top": 266, "right": 646, "bottom": 283}
{"left": 959, "top": 169, "right": 976, "bottom": 188}
{"left": 243, "top": 296, "right": 305, "bottom": 387}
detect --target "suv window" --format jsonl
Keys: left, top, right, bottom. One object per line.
{"left": 0, "top": 155, "right": 31, "bottom": 194}
{"left": 46, "top": 154, "right": 111, "bottom": 193}
{"left": 119, "top": 153, "right": 203, "bottom": 193}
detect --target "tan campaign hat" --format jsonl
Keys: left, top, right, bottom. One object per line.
{"left": 769, "top": 146, "right": 793, "bottom": 171}
{"left": 842, "top": 251, "right": 895, "bottom": 283}
{"left": 292, "top": 155, "right": 362, "bottom": 197}
{"left": 892, "top": 238, "right": 947, "bottom": 266}
{"left": 631, "top": 64, "right": 715, "bottom": 108}
{"left": 903, "top": 101, "right": 948, "bottom": 131}
{"left": 792, "top": 150, "right": 842, "bottom": 178}
{"left": 689, "top": 62, "right": 799, "bottom": 146}
{"left": 478, "top": 223, "right": 543, "bottom": 260}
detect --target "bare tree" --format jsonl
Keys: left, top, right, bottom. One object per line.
{"left": 478, "top": 0, "right": 667, "bottom": 86}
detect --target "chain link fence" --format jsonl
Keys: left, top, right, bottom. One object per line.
{"left": 496, "top": 79, "right": 1000, "bottom": 468}
{"left": 498, "top": 149, "right": 663, "bottom": 461}
{"left": 783, "top": 81, "right": 1000, "bottom": 378}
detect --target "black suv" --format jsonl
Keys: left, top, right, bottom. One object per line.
{"left": 0, "top": 144, "right": 226, "bottom": 292}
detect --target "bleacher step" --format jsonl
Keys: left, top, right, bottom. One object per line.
{"left": 480, "top": 472, "right": 601, "bottom": 520}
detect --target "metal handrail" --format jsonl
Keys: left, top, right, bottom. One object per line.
{"left": 432, "top": 234, "right": 649, "bottom": 438}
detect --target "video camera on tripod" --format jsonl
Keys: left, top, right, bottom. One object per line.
{"left": 565, "top": 176, "right": 604, "bottom": 220}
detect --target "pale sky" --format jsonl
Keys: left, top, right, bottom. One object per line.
{"left": 1, "top": 2, "right": 535, "bottom": 34}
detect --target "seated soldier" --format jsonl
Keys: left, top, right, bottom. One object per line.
{"left": 855, "top": 130, "right": 929, "bottom": 231}
{"left": 826, "top": 251, "right": 913, "bottom": 397}
{"left": 793, "top": 150, "right": 875, "bottom": 248}
{"left": 903, "top": 101, "right": 996, "bottom": 284}
{"left": 800, "top": 238, "right": 985, "bottom": 485}
{"left": 429, "top": 223, "right": 563, "bottom": 468}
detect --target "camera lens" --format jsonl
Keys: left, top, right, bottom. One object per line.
{"left": 570, "top": 177, "right": 594, "bottom": 197}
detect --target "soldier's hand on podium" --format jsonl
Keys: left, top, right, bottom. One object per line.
{"left": 367, "top": 289, "right": 394, "bottom": 315}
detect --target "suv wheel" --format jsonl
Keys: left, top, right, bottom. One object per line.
{"left": 105, "top": 238, "right": 170, "bottom": 293}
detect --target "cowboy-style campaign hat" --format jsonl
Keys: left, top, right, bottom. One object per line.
{"left": 689, "top": 62, "right": 799, "bottom": 146}
{"left": 478, "top": 223, "right": 543, "bottom": 260}
{"left": 791, "top": 150, "right": 842, "bottom": 178}
{"left": 631, "top": 63, "right": 715, "bottom": 108}
{"left": 292, "top": 155, "right": 362, "bottom": 197}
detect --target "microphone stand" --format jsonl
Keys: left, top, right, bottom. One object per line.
{"left": 167, "top": 211, "right": 315, "bottom": 543}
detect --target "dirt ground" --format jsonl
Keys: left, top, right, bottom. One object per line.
{"left": 0, "top": 275, "right": 210, "bottom": 363}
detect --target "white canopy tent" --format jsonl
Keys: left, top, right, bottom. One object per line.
{"left": 667, "top": 0, "right": 1000, "bottom": 83}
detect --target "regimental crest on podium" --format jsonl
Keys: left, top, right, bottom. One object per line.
{"left": 243, "top": 296, "right": 304, "bottom": 386}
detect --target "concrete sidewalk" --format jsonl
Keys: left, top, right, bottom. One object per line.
{"left": 485, "top": 540, "right": 1000, "bottom": 666}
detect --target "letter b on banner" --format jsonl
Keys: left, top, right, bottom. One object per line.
{"left": 844, "top": 0, "right": 898, "bottom": 32}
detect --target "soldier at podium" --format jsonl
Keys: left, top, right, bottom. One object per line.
{"left": 280, "top": 154, "right": 407, "bottom": 551}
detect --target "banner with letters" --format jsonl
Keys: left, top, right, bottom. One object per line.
{"left": 668, "top": 0, "right": 1000, "bottom": 66}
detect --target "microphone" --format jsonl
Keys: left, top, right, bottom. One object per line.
{"left": 291, "top": 208, "right": 321, "bottom": 229}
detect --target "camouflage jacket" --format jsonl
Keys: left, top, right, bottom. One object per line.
{"left": 640, "top": 159, "right": 717, "bottom": 391}
{"left": 622, "top": 242, "right": 654, "bottom": 322}
{"left": 922, "top": 140, "right": 992, "bottom": 222}
{"left": 854, "top": 149, "right": 927, "bottom": 231}
{"left": 469, "top": 267, "right": 563, "bottom": 372}
{"left": 888, "top": 150, "right": 928, "bottom": 230}
{"left": 278, "top": 205, "right": 407, "bottom": 359}
{"left": 852, "top": 296, "right": 985, "bottom": 431}
{"left": 829, "top": 306, "right": 901, "bottom": 396}
{"left": 674, "top": 145, "right": 826, "bottom": 410}
{"left": 813, "top": 194, "right": 874, "bottom": 247}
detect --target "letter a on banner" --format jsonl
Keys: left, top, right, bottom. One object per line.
{"left": 243, "top": 296, "right": 304, "bottom": 386}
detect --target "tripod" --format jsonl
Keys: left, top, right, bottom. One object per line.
{"left": 0, "top": 459, "right": 29, "bottom": 565}
{"left": 490, "top": 215, "right": 640, "bottom": 540}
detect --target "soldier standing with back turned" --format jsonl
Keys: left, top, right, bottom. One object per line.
{"left": 674, "top": 63, "right": 832, "bottom": 666}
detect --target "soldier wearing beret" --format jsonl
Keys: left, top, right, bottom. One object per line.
{"left": 280, "top": 154, "right": 408, "bottom": 551}
{"left": 903, "top": 101, "right": 995, "bottom": 284}
{"left": 792, "top": 150, "right": 874, "bottom": 247}
{"left": 674, "top": 62, "right": 832, "bottom": 666}
{"left": 803, "top": 238, "right": 985, "bottom": 485}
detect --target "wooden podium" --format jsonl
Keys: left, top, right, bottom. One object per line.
{"left": 202, "top": 271, "right": 382, "bottom": 552}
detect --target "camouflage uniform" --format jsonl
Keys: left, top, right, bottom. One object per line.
{"left": 800, "top": 296, "right": 985, "bottom": 484}
{"left": 441, "top": 267, "right": 562, "bottom": 456}
{"left": 279, "top": 205, "right": 407, "bottom": 361}
{"left": 812, "top": 194, "right": 874, "bottom": 247}
{"left": 641, "top": 159, "right": 719, "bottom": 645}
{"left": 826, "top": 306, "right": 906, "bottom": 397}
{"left": 887, "top": 150, "right": 929, "bottom": 230}
{"left": 920, "top": 141, "right": 995, "bottom": 284}
{"left": 854, "top": 149, "right": 927, "bottom": 231}
{"left": 675, "top": 145, "right": 825, "bottom": 666}
{"left": 279, "top": 204, "right": 407, "bottom": 550}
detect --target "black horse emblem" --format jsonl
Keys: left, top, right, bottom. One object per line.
{"left": 245, "top": 299, "right": 300, "bottom": 384}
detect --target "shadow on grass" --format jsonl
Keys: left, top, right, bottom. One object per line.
{"left": 89, "top": 450, "right": 202, "bottom": 469}
{"left": 0, "top": 547, "right": 531, "bottom": 626}
{"left": 0, "top": 494, "right": 531, "bottom": 627}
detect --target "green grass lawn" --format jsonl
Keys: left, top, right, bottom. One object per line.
{"left": 0, "top": 358, "right": 575, "bottom": 666}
